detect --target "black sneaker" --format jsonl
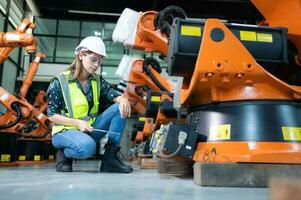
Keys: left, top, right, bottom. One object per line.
{"left": 56, "top": 149, "right": 73, "bottom": 172}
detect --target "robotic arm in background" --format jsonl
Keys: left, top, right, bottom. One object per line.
{"left": 125, "top": 58, "right": 175, "bottom": 143}
{"left": 19, "top": 53, "right": 46, "bottom": 98}
{"left": 131, "top": 11, "right": 168, "bottom": 55}
{"left": 6, "top": 85, "right": 49, "bottom": 138}
{"left": 0, "top": 19, "right": 51, "bottom": 139}
{"left": 0, "top": 18, "right": 36, "bottom": 63}
{"left": 0, "top": 86, "right": 50, "bottom": 138}
{"left": 134, "top": 93, "right": 179, "bottom": 143}
{"left": 0, "top": 52, "right": 51, "bottom": 138}
{"left": 0, "top": 32, "right": 37, "bottom": 51}
{"left": 124, "top": 58, "right": 173, "bottom": 114}
{"left": 115, "top": 6, "right": 186, "bottom": 113}
{"left": 19, "top": 53, "right": 50, "bottom": 137}
{"left": 113, "top": 7, "right": 186, "bottom": 143}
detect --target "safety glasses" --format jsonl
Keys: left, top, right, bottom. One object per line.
{"left": 84, "top": 53, "right": 104, "bottom": 65}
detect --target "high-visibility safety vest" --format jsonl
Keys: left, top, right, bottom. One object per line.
{"left": 51, "top": 71, "right": 100, "bottom": 135}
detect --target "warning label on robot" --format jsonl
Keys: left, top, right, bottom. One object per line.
{"left": 281, "top": 127, "right": 301, "bottom": 141}
{"left": 151, "top": 96, "right": 161, "bottom": 102}
{"left": 239, "top": 31, "right": 273, "bottom": 43}
{"left": 18, "top": 156, "right": 26, "bottom": 161}
{"left": 181, "top": 25, "right": 201, "bottom": 37}
{"left": 139, "top": 117, "right": 146, "bottom": 121}
{"left": 34, "top": 155, "right": 41, "bottom": 161}
{"left": 209, "top": 124, "right": 231, "bottom": 140}
{"left": 240, "top": 31, "right": 257, "bottom": 41}
{"left": 257, "top": 33, "right": 273, "bottom": 43}
{"left": 0, "top": 154, "right": 10, "bottom": 162}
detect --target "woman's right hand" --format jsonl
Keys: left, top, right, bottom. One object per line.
{"left": 76, "top": 119, "right": 93, "bottom": 132}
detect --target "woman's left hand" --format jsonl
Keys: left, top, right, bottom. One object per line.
{"left": 116, "top": 96, "right": 131, "bottom": 118}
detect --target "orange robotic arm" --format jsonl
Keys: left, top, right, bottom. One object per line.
{"left": 115, "top": 7, "right": 185, "bottom": 143}
{"left": 124, "top": 58, "right": 174, "bottom": 114}
{"left": 0, "top": 87, "right": 51, "bottom": 138}
{"left": 165, "top": 19, "right": 301, "bottom": 164}
{"left": 0, "top": 32, "right": 36, "bottom": 49}
{"left": 19, "top": 53, "right": 46, "bottom": 98}
{"left": 133, "top": 11, "right": 168, "bottom": 55}
{"left": 178, "top": 19, "right": 301, "bottom": 107}
{"left": 115, "top": 6, "right": 186, "bottom": 56}
{"left": 0, "top": 18, "right": 49, "bottom": 138}
{"left": 115, "top": 6, "right": 187, "bottom": 113}
{"left": 19, "top": 52, "right": 49, "bottom": 113}
{"left": 0, "top": 18, "right": 36, "bottom": 64}
{"left": 33, "top": 90, "right": 48, "bottom": 113}
{"left": 135, "top": 93, "right": 179, "bottom": 143}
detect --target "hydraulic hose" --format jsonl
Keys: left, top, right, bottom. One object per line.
{"left": 142, "top": 57, "right": 168, "bottom": 92}
{"left": 0, "top": 103, "right": 22, "bottom": 129}
{"left": 22, "top": 119, "right": 51, "bottom": 138}
{"left": 154, "top": 6, "right": 187, "bottom": 37}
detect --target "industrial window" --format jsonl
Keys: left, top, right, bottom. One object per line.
{"left": 32, "top": 17, "right": 133, "bottom": 84}
{"left": 9, "top": 0, "right": 23, "bottom": 27}
{"left": 0, "top": 0, "right": 7, "bottom": 15}
{"left": 34, "top": 18, "right": 57, "bottom": 35}
{"left": 56, "top": 37, "right": 79, "bottom": 63}
{"left": 35, "top": 36, "right": 56, "bottom": 62}
{"left": 102, "top": 23, "right": 115, "bottom": 40}
{"left": 1, "top": 59, "right": 17, "bottom": 93}
{"left": 33, "top": 17, "right": 122, "bottom": 67}
{"left": 81, "top": 21, "right": 103, "bottom": 37}
{"left": 0, "top": 12, "right": 4, "bottom": 31}
{"left": 102, "top": 41, "right": 123, "bottom": 82}
{"left": 58, "top": 20, "right": 80, "bottom": 36}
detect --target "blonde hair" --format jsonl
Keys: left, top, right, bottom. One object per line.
{"left": 67, "top": 51, "right": 93, "bottom": 80}
{"left": 67, "top": 56, "right": 83, "bottom": 81}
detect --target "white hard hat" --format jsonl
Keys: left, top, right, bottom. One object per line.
{"left": 75, "top": 36, "right": 107, "bottom": 57}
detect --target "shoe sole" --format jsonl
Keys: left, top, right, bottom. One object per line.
{"left": 56, "top": 166, "right": 73, "bottom": 172}
{"left": 100, "top": 168, "right": 133, "bottom": 173}
{"left": 56, "top": 169, "right": 73, "bottom": 172}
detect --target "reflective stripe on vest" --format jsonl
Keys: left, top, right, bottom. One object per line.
{"left": 51, "top": 71, "right": 100, "bottom": 135}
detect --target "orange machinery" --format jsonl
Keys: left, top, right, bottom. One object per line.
{"left": 124, "top": 58, "right": 173, "bottom": 114}
{"left": 0, "top": 19, "right": 51, "bottom": 139}
{"left": 149, "top": 0, "right": 301, "bottom": 163}
{"left": 19, "top": 52, "right": 48, "bottom": 113}
{"left": 0, "top": 18, "right": 36, "bottom": 63}
{"left": 119, "top": 5, "right": 187, "bottom": 115}
{"left": 125, "top": 58, "right": 175, "bottom": 142}
{"left": 119, "top": 7, "right": 186, "bottom": 142}
{"left": 0, "top": 32, "right": 36, "bottom": 51}
{"left": 0, "top": 52, "right": 51, "bottom": 139}
{"left": 0, "top": 87, "right": 50, "bottom": 138}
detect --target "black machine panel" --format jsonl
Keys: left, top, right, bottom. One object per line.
{"left": 167, "top": 18, "right": 288, "bottom": 78}
{"left": 150, "top": 123, "right": 199, "bottom": 158}
{"left": 188, "top": 100, "right": 301, "bottom": 142}
{"left": 145, "top": 91, "right": 162, "bottom": 118}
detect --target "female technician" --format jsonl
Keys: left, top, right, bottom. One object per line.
{"left": 47, "top": 36, "right": 133, "bottom": 173}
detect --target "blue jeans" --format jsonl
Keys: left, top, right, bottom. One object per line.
{"left": 52, "top": 103, "right": 126, "bottom": 159}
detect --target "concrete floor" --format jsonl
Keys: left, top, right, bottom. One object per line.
{"left": 0, "top": 160, "right": 268, "bottom": 200}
